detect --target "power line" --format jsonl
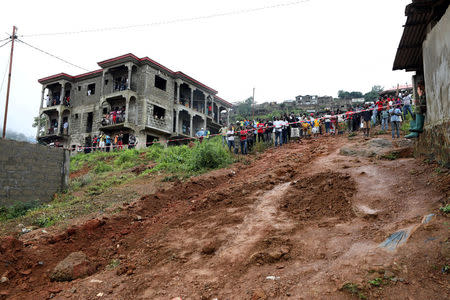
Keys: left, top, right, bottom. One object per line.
{"left": 20, "top": 0, "right": 310, "bottom": 37}
{"left": 0, "top": 40, "right": 11, "bottom": 49}
{"left": 16, "top": 39, "right": 89, "bottom": 72}
{"left": 0, "top": 54, "right": 10, "bottom": 95}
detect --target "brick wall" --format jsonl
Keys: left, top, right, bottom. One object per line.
{"left": 0, "top": 139, "right": 70, "bottom": 207}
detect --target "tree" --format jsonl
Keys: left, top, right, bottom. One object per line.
{"left": 338, "top": 90, "right": 363, "bottom": 99}
{"left": 234, "top": 97, "right": 253, "bottom": 118}
{"left": 32, "top": 115, "right": 46, "bottom": 136}
{"left": 363, "top": 85, "right": 384, "bottom": 102}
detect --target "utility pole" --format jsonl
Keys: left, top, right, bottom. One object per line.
{"left": 252, "top": 87, "right": 255, "bottom": 120}
{"left": 2, "top": 26, "right": 17, "bottom": 139}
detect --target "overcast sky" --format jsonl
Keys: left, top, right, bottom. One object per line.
{"left": 0, "top": 0, "right": 412, "bottom": 136}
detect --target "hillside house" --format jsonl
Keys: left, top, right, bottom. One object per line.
{"left": 37, "top": 53, "right": 232, "bottom": 150}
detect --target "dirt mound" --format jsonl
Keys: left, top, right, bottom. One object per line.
{"left": 248, "top": 236, "right": 292, "bottom": 265}
{"left": 280, "top": 172, "right": 356, "bottom": 221}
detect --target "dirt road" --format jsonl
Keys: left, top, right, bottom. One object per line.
{"left": 1, "top": 135, "right": 448, "bottom": 299}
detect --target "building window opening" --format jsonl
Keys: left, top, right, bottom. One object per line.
{"left": 87, "top": 83, "right": 95, "bottom": 95}
{"left": 78, "top": 86, "right": 81, "bottom": 91}
{"left": 146, "top": 135, "right": 159, "bottom": 147}
{"left": 105, "top": 79, "right": 109, "bottom": 85}
{"left": 154, "top": 75, "right": 167, "bottom": 91}
{"left": 153, "top": 105, "right": 165, "bottom": 119}
{"left": 86, "top": 112, "right": 93, "bottom": 133}
{"left": 103, "top": 107, "right": 107, "bottom": 114}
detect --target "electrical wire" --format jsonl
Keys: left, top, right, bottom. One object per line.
{"left": 0, "top": 37, "right": 10, "bottom": 43}
{"left": 0, "top": 40, "right": 11, "bottom": 49}
{"left": 20, "top": 0, "right": 310, "bottom": 37}
{"left": 16, "top": 39, "right": 89, "bottom": 72}
{"left": 0, "top": 55, "right": 10, "bottom": 100}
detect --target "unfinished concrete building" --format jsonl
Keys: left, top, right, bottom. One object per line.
{"left": 37, "top": 53, "right": 232, "bottom": 150}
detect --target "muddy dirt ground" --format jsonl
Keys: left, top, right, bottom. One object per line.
{"left": 1, "top": 134, "right": 449, "bottom": 299}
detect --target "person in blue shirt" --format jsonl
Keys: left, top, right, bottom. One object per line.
{"left": 105, "top": 134, "right": 112, "bottom": 152}
{"left": 196, "top": 128, "right": 205, "bottom": 143}
{"left": 389, "top": 104, "right": 402, "bottom": 139}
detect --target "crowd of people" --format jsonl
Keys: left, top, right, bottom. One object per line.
{"left": 82, "top": 132, "right": 137, "bottom": 153}
{"left": 45, "top": 94, "right": 71, "bottom": 107}
{"left": 221, "top": 92, "right": 413, "bottom": 155}
{"left": 101, "top": 106, "right": 126, "bottom": 126}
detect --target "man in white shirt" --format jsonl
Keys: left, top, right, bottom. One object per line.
{"left": 273, "top": 118, "right": 283, "bottom": 147}
{"left": 402, "top": 92, "right": 413, "bottom": 119}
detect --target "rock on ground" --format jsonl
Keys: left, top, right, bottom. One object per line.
{"left": 50, "top": 252, "right": 95, "bottom": 282}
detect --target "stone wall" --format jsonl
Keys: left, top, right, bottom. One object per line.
{"left": 0, "top": 139, "right": 70, "bottom": 207}
{"left": 418, "top": 6, "right": 450, "bottom": 166}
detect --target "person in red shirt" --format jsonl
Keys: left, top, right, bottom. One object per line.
{"left": 375, "top": 98, "right": 384, "bottom": 124}
{"left": 239, "top": 127, "right": 248, "bottom": 155}
{"left": 346, "top": 109, "right": 353, "bottom": 132}
{"left": 257, "top": 121, "right": 265, "bottom": 142}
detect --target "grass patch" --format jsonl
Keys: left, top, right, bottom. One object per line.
{"left": 107, "top": 259, "right": 120, "bottom": 269}
{"left": 440, "top": 204, "right": 450, "bottom": 213}
{"left": 86, "top": 174, "right": 133, "bottom": 196}
{"left": 401, "top": 113, "right": 413, "bottom": 132}
{"left": 0, "top": 200, "right": 41, "bottom": 221}
{"left": 368, "top": 278, "right": 383, "bottom": 287}
{"left": 341, "top": 283, "right": 367, "bottom": 299}
{"left": 380, "top": 151, "right": 399, "bottom": 160}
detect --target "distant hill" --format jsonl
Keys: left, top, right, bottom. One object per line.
{"left": 0, "top": 128, "right": 35, "bottom": 143}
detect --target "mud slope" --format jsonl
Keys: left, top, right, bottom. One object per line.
{"left": 1, "top": 136, "right": 448, "bottom": 300}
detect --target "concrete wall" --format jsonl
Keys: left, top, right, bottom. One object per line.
{"left": 0, "top": 139, "right": 70, "bottom": 207}
{"left": 423, "top": 6, "right": 450, "bottom": 128}
{"left": 417, "top": 7, "right": 450, "bottom": 166}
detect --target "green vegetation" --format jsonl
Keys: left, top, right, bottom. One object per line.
{"left": 0, "top": 200, "right": 41, "bottom": 221}
{"left": 341, "top": 283, "right": 367, "bottom": 299}
{"left": 107, "top": 259, "right": 121, "bottom": 269}
{"left": 0, "top": 137, "right": 239, "bottom": 232}
{"left": 381, "top": 151, "right": 399, "bottom": 160}
{"left": 401, "top": 113, "right": 413, "bottom": 132}
{"left": 368, "top": 277, "right": 383, "bottom": 287}
{"left": 440, "top": 204, "right": 450, "bottom": 213}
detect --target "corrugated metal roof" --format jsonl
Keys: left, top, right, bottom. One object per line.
{"left": 393, "top": 0, "right": 449, "bottom": 71}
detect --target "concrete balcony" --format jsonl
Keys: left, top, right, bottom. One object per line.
{"left": 102, "top": 89, "right": 138, "bottom": 100}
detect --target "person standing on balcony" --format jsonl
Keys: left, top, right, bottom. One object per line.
{"left": 63, "top": 121, "right": 69, "bottom": 135}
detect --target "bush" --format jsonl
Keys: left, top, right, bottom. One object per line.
{"left": 0, "top": 200, "right": 41, "bottom": 221}
{"left": 145, "top": 143, "right": 165, "bottom": 161}
{"left": 114, "top": 150, "right": 140, "bottom": 168}
{"left": 69, "top": 173, "right": 93, "bottom": 191}
{"left": 94, "top": 161, "right": 113, "bottom": 174}
{"left": 188, "top": 138, "right": 232, "bottom": 171}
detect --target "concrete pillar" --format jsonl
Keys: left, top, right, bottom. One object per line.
{"left": 57, "top": 110, "right": 63, "bottom": 135}
{"left": 125, "top": 97, "right": 130, "bottom": 123}
{"left": 177, "top": 109, "right": 181, "bottom": 134}
{"left": 127, "top": 64, "right": 132, "bottom": 90}
{"left": 204, "top": 116, "right": 207, "bottom": 131}
{"left": 176, "top": 83, "right": 180, "bottom": 104}
{"left": 190, "top": 88, "right": 194, "bottom": 108}
{"left": 204, "top": 95, "right": 207, "bottom": 115}
{"left": 217, "top": 105, "right": 220, "bottom": 123}
{"left": 101, "top": 69, "right": 107, "bottom": 96}
{"left": 60, "top": 82, "right": 65, "bottom": 104}
{"left": 40, "top": 86, "right": 45, "bottom": 109}
{"left": 190, "top": 114, "right": 194, "bottom": 137}
{"left": 227, "top": 109, "right": 230, "bottom": 126}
